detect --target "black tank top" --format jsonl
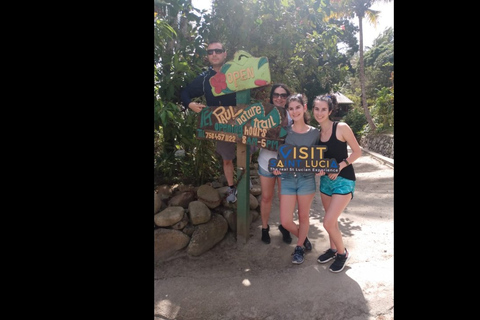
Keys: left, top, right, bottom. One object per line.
{"left": 320, "top": 121, "right": 356, "bottom": 181}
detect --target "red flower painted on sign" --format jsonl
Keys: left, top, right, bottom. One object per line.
{"left": 211, "top": 72, "right": 227, "bottom": 94}
{"left": 254, "top": 79, "right": 268, "bottom": 86}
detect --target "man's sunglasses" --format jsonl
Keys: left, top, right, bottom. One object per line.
{"left": 207, "top": 49, "right": 225, "bottom": 55}
{"left": 273, "top": 93, "right": 288, "bottom": 99}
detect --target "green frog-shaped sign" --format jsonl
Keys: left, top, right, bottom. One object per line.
{"left": 210, "top": 50, "right": 271, "bottom": 96}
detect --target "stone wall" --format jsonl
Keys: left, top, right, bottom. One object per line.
{"left": 154, "top": 170, "right": 262, "bottom": 263}
{"left": 360, "top": 133, "right": 394, "bottom": 159}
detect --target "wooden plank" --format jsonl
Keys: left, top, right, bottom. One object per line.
{"left": 235, "top": 90, "right": 250, "bottom": 244}
{"left": 196, "top": 103, "right": 287, "bottom": 151}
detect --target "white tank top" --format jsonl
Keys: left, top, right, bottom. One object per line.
{"left": 257, "top": 112, "right": 293, "bottom": 171}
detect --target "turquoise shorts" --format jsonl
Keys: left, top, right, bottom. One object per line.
{"left": 320, "top": 175, "right": 355, "bottom": 199}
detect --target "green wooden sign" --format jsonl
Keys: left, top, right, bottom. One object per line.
{"left": 198, "top": 50, "right": 285, "bottom": 151}
{"left": 210, "top": 50, "right": 271, "bottom": 96}
{"left": 196, "top": 103, "right": 288, "bottom": 151}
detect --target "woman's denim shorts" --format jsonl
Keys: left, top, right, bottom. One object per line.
{"left": 280, "top": 172, "right": 316, "bottom": 195}
{"left": 258, "top": 165, "right": 277, "bottom": 178}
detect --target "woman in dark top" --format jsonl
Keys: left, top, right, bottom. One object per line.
{"left": 313, "top": 94, "right": 362, "bottom": 273}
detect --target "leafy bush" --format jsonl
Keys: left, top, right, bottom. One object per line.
{"left": 370, "top": 86, "right": 394, "bottom": 134}
{"left": 154, "top": 107, "right": 221, "bottom": 187}
{"left": 344, "top": 107, "right": 367, "bottom": 141}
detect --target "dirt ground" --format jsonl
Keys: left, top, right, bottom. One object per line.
{"left": 154, "top": 149, "right": 394, "bottom": 320}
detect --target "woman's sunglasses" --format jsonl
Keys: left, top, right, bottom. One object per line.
{"left": 273, "top": 93, "right": 288, "bottom": 99}
{"left": 207, "top": 49, "right": 225, "bottom": 55}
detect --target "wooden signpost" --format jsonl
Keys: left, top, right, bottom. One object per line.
{"left": 196, "top": 50, "right": 280, "bottom": 243}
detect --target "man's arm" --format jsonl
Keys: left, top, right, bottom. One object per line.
{"left": 180, "top": 73, "right": 206, "bottom": 111}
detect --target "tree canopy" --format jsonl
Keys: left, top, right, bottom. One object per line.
{"left": 154, "top": 0, "right": 394, "bottom": 186}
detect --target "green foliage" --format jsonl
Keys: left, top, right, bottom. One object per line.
{"left": 362, "top": 26, "right": 393, "bottom": 94}
{"left": 344, "top": 26, "right": 393, "bottom": 135}
{"left": 370, "top": 86, "right": 393, "bottom": 133}
{"left": 154, "top": 110, "right": 221, "bottom": 186}
{"left": 154, "top": 0, "right": 220, "bottom": 187}
{"left": 154, "top": 100, "right": 222, "bottom": 186}
{"left": 329, "top": 0, "right": 393, "bottom": 132}
{"left": 154, "top": 0, "right": 393, "bottom": 187}
{"left": 344, "top": 106, "right": 367, "bottom": 140}
{"left": 208, "top": 0, "right": 359, "bottom": 104}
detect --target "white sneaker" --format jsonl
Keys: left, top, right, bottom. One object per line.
{"left": 226, "top": 187, "right": 237, "bottom": 203}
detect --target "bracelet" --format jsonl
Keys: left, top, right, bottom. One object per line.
{"left": 343, "top": 159, "right": 350, "bottom": 166}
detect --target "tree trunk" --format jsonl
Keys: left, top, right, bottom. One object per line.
{"left": 358, "top": 16, "right": 376, "bottom": 132}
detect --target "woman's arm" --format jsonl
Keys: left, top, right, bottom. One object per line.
{"left": 337, "top": 122, "right": 362, "bottom": 167}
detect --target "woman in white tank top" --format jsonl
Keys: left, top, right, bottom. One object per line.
{"left": 257, "top": 84, "right": 293, "bottom": 245}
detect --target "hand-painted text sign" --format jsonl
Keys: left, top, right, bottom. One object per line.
{"left": 210, "top": 50, "right": 271, "bottom": 96}
{"left": 268, "top": 144, "right": 340, "bottom": 173}
{"left": 196, "top": 103, "right": 288, "bottom": 151}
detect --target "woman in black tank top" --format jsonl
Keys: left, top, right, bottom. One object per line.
{"left": 312, "top": 94, "right": 362, "bottom": 273}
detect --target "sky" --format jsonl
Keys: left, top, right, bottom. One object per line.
{"left": 191, "top": 0, "right": 393, "bottom": 49}
{"left": 358, "top": 1, "right": 393, "bottom": 49}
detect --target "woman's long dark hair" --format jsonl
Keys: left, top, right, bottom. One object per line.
{"left": 286, "top": 93, "right": 310, "bottom": 124}
{"left": 313, "top": 94, "right": 338, "bottom": 121}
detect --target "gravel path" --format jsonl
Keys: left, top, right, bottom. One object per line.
{"left": 154, "top": 149, "right": 394, "bottom": 320}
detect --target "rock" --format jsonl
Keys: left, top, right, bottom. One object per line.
{"left": 250, "top": 184, "right": 262, "bottom": 196}
{"left": 210, "top": 181, "right": 223, "bottom": 188}
{"left": 168, "top": 191, "right": 196, "bottom": 208}
{"left": 154, "top": 228, "right": 190, "bottom": 263}
{"left": 197, "top": 184, "right": 222, "bottom": 209}
{"left": 171, "top": 213, "right": 189, "bottom": 230}
{"left": 250, "top": 209, "right": 260, "bottom": 222}
{"left": 154, "top": 190, "right": 164, "bottom": 214}
{"left": 154, "top": 206, "right": 185, "bottom": 227}
{"left": 221, "top": 208, "right": 236, "bottom": 232}
{"left": 187, "top": 214, "right": 228, "bottom": 256}
{"left": 188, "top": 200, "right": 212, "bottom": 225}
{"left": 249, "top": 193, "right": 259, "bottom": 209}
{"left": 154, "top": 165, "right": 266, "bottom": 259}
{"left": 155, "top": 184, "right": 173, "bottom": 200}
{"left": 182, "top": 223, "right": 195, "bottom": 236}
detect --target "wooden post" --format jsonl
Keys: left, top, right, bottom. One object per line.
{"left": 195, "top": 50, "right": 272, "bottom": 243}
{"left": 235, "top": 90, "right": 251, "bottom": 244}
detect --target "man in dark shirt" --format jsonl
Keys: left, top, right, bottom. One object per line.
{"left": 180, "top": 41, "right": 238, "bottom": 203}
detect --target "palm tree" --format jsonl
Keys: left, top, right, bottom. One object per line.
{"left": 331, "top": 0, "right": 392, "bottom": 132}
